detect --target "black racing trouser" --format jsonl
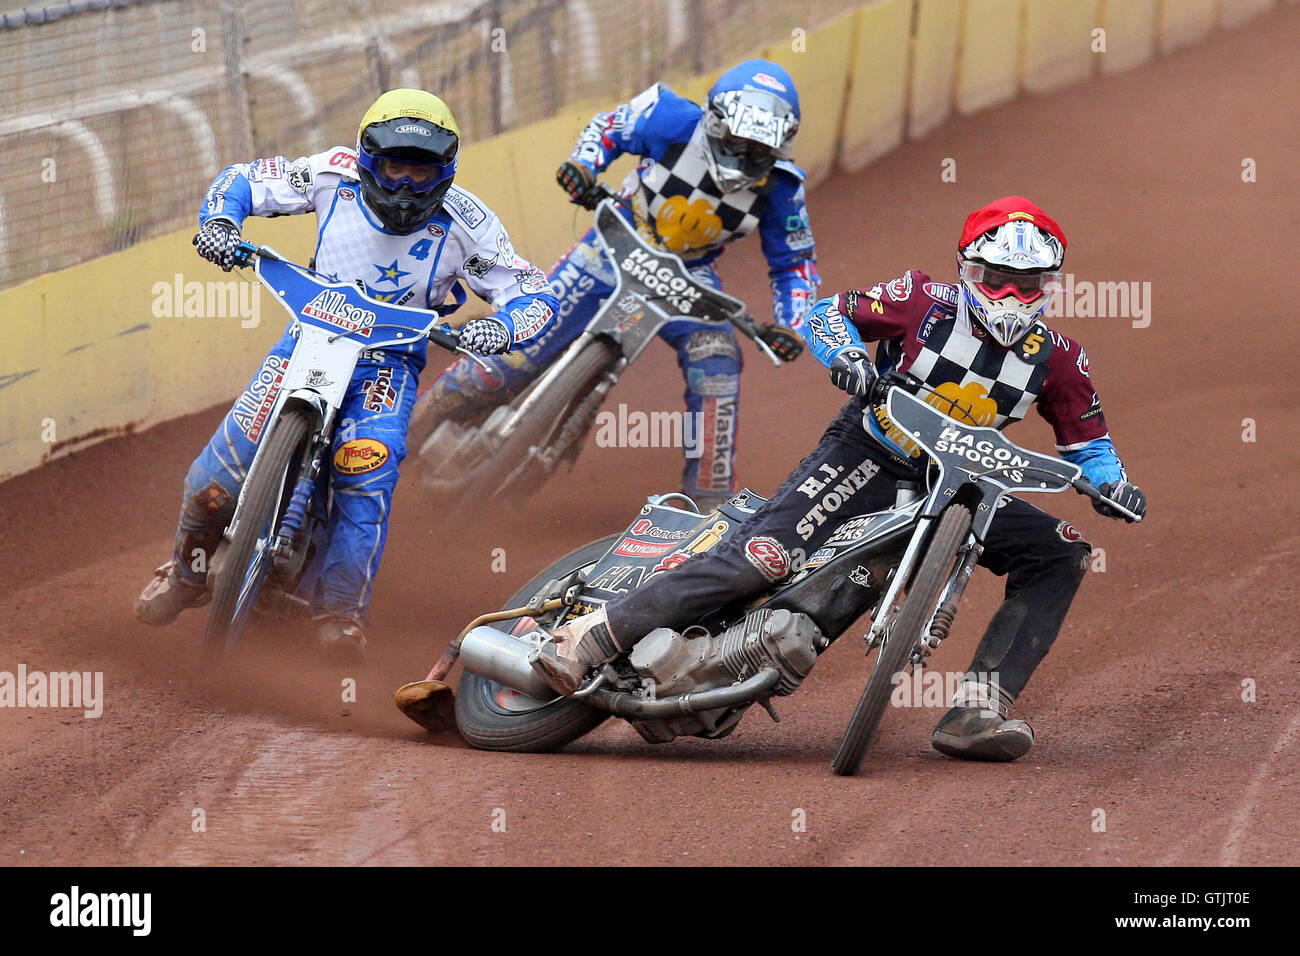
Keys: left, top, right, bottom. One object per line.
{"left": 604, "top": 396, "right": 1093, "bottom": 701}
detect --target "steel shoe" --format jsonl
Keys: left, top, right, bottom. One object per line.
{"left": 134, "top": 561, "right": 209, "bottom": 626}
{"left": 931, "top": 678, "right": 1034, "bottom": 762}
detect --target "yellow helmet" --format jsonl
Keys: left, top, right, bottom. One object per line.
{"left": 355, "top": 90, "right": 461, "bottom": 234}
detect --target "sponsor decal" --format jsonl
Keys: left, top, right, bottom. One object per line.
{"left": 744, "top": 536, "right": 791, "bottom": 581}
{"left": 304, "top": 369, "right": 332, "bottom": 387}
{"left": 585, "top": 564, "right": 646, "bottom": 595}
{"left": 255, "top": 156, "right": 284, "bottom": 179}
{"left": 619, "top": 247, "right": 705, "bottom": 313}
{"left": 807, "top": 300, "right": 854, "bottom": 351}
{"left": 849, "top": 565, "right": 873, "bottom": 588}
{"left": 496, "top": 231, "right": 516, "bottom": 263}
{"left": 301, "top": 289, "right": 376, "bottom": 337}
{"left": 684, "top": 330, "right": 739, "bottom": 362}
{"left": 518, "top": 268, "right": 552, "bottom": 295}
{"left": 337, "top": 187, "right": 356, "bottom": 201}
{"left": 917, "top": 302, "right": 948, "bottom": 342}
{"left": 873, "top": 380, "right": 999, "bottom": 459}
{"left": 885, "top": 272, "right": 913, "bottom": 302}
{"left": 686, "top": 369, "right": 740, "bottom": 398}
{"left": 804, "top": 546, "right": 836, "bottom": 568}
{"left": 286, "top": 161, "right": 314, "bottom": 195}
{"left": 427, "top": 222, "right": 446, "bottom": 238}
{"left": 825, "top": 514, "right": 877, "bottom": 547}
{"left": 333, "top": 438, "right": 389, "bottom": 475}
{"left": 697, "top": 396, "right": 736, "bottom": 491}
{"left": 612, "top": 538, "right": 677, "bottom": 558}
{"left": 1077, "top": 347, "right": 1090, "bottom": 377}
{"left": 509, "top": 299, "right": 553, "bottom": 343}
{"left": 932, "top": 425, "right": 1032, "bottom": 479}
{"left": 1055, "top": 520, "right": 1082, "bottom": 542}
{"left": 630, "top": 519, "right": 695, "bottom": 540}
{"left": 1079, "top": 391, "right": 1103, "bottom": 422}
{"left": 751, "top": 72, "right": 788, "bottom": 93}
{"left": 362, "top": 366, "right": 396, "bottom": 413}
{"left": 795, "top": 458, "right": 882, "bottom": 540}
{"left": 463, "top": 253, "right": 495, "bottom": 279}
{"left": 231, "top": 353, "right": 289, "bottom": 442}
{"left": 443, "top": 188, "right": 486, "bottom": 228}
{"left": 329, "top": 150, "right": 357, "bottom": 172}
{"left": 923, "top": 281, "right": 958, "bottom": 305}
{"left": 394, "top": 124, "right": 431, "bottom": 136}
{"left": 1007, "top": 210, "right": 1035, "bottom": 221}
{"left": 204, "top": 167, "right": 240, "bottom": 215}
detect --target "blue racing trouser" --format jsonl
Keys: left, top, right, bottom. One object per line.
{"left": 171, "top": 329, "right": 419, "bottom": 623}
{"left": 422, "top": 229, "right": 744, "bottom": 501}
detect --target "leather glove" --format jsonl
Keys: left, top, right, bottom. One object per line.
{"left": 757, "top": 323, "right": 804, "bottom": 362}
{"left": 458, "top": 318, "right": 511, "bottom": 355}
{"left": 868, "top": 369, "right": 917, "bottom": 406}
{"left": 193, "top": 219, "right": 242, "bottom": 272}
{"left": 556, "top": 161, "right": 601, "bottom": 209}
{"left": 1093, "top": 480, "right": 1146, "bottom": 522}
{"left": 829, "top": 347, "right": 877, "bottom": 397}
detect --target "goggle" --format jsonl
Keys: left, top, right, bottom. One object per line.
{"left": 960, "top": 260, "right": 1062, "bottom": 304}
{"left": 357, "top": 150, "right": 454, "bottom": 195}
{"left": 716, "top": 132, "right": 777, "bottom": 163}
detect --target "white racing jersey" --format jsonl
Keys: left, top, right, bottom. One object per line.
{"left": 199, "top": 147, "right": 557, "bottom": 348}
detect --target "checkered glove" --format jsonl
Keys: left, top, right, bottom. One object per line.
{"left": 192, "top": 219, "right": 242, "bottom": 272}
{"left": 459, "top": 318, "right": 511, "bottom": 355}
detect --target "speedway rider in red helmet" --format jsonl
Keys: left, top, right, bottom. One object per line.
{"left": 529, "top": 196, "right": 1146, "bottom": 762}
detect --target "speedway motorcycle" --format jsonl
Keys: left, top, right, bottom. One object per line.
{"left": 395, "top": 382, "right": 1141, "bottom": 775}
{"left": 201, "top": 242, "right": 468, "bottom": 652}
{"left": 407, "top": 185, "right": 784, "bottom": 507}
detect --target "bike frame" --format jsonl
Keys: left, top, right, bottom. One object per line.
{"left": 219, "top": 243, "right": 464, "bottom": 614}
{"left": 497, "top": 198, "right": 772, "bottom": 439}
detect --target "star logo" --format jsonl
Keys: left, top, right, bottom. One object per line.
{"left": 373, "top": 259, "right": 411, "bottom": 287}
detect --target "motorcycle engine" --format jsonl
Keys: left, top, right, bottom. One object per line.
{"left": 625, "top": 608, "right": 826, "bottom": 743}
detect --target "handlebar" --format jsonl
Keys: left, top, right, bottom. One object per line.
{"left": 874, "top": 372, "right": 1143, "bottom": 522}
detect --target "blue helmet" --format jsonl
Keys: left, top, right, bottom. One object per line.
{"left": 703, "top": 60, "right": 801, "bottom": 192}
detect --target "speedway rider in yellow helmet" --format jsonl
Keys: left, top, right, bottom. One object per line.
{"left": 135, "top": 90, "right": 560, "bottom": 661}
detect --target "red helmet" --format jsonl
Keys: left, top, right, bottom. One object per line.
{"left": 957, "top": 197, "right": 1066, "bottom": 347}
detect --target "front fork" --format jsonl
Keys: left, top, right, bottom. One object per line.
{"left": 912, "top": 535, "right": 982, "bottom": 668}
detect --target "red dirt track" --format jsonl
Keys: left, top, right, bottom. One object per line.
{"left": 2, "top": 10, "right": 1298, "bottom": 866}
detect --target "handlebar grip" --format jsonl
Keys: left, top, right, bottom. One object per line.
{"left": 428, "top": 324, "right": 460, "bottom": 351}
{"left": 231, "top": 241, "right": 259, "bottom": 267}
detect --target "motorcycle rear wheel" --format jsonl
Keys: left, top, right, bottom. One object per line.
{"left": 454, "top": 534, "right": 618, "bottom": 752}
{"left": 830, "top": 504, "right": 973, "bottom": 776}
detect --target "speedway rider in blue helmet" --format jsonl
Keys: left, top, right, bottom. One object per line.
{"left": 134, "top": 90, "right": 560, "bottom": 661}
{"left": 416, "top": 59, "right": 820, "bottom": 511}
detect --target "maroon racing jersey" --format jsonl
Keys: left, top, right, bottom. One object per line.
{"left": 815, "top": 270, "right": 1108, "bottom": 459}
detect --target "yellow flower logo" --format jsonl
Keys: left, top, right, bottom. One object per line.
{"left": 875, "top": 380, "right": 999, "bottom": 457}
{"left": 654, "top": 196, "right": 722, "bottom": 253}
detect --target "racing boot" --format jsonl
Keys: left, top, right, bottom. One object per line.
{"left": 315, "top": 615, "right": 368, "bottom": 666}
{"left": 529, "top": 607, "right": 621, "bottom": 697}
{"left": 931, "top": 677, "right": 1034, "bottom": 762}
{"left": 134, "top": 561, "right": 209, "bottom": 626}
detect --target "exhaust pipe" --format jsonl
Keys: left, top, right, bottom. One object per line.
{"left": 459, "top": 627, "right": 783, "bottom": 717}
{"left": 458, "top": 625, "right": 559, "bottom": 700}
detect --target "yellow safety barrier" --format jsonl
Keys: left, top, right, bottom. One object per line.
{"left": 1, "top": 0, "right": 1278, "bottom": 480}
{"left": 1100, "top": 0, "right": 1159, "bottom": 75}
{"left": 908, "top": 0, "right": 962, "bottom": 139}
{"left": 955, "top": 0, "right": 1022, "bottom": 114}
{"left": 840, "top": 0, "right": 913, "bottom": 169}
